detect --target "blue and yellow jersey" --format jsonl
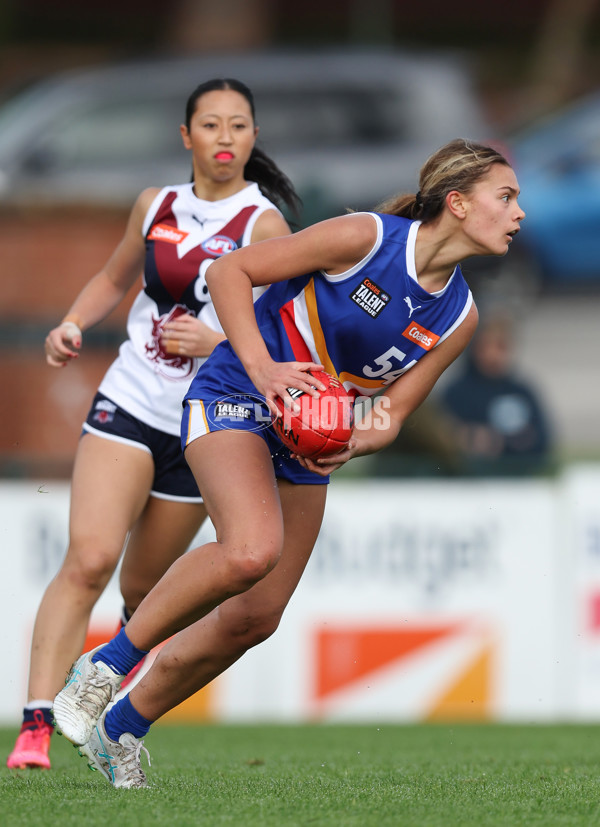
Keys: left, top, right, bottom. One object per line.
{"left": 186, "top": 212, "right": 472, "bottom": 404}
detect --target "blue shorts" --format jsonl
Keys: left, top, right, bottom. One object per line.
{"left": 83, "top": 392, "right": 202, "bottom": 502}
{"left": 181, "top": 345, "right": 329, "bottom": 486}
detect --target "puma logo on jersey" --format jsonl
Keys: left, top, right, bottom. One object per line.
{"left": 350, "top": 277, "right": 390, "bottom": 318}
{"left": 402, "top": 321, "right": 440, "bottom": 351}
{"left": 148, "top": 223, "right": 189, "bottom": 244}
{"left": 403, "top": 296, "right": 422, "bottom": 318}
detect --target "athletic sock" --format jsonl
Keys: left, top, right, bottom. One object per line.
{"left": 23, "top": 702, "right": 54, "bottom": 728}
{"left": 104, "top": 694, "right": 152, "bottom": 742}
{"left": 92, "top": 627, "right": 149, "bottom": 676}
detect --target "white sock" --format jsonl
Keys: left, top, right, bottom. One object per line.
{"left": 25, "top": 700, "right": 53, "bottom": 711}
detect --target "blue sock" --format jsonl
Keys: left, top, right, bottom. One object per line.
{"left": 91, "top": 627, "right": 149, "bottom": 676}
{"left": 104, "top": 694, "right": 152, "bottom": 741}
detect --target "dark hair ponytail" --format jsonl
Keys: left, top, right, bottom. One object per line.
{"left": 243, "top": 145, "right": 301, "bottom": 219}
{"left": 185, "top": 78, "right": 301, "bottom": 219}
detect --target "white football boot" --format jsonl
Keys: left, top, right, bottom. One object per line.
{"left": 53, "top": 645, "right": 124, "bottom": 745}
{"left": 78, "top": 710, "right": 151, "bottom": 789}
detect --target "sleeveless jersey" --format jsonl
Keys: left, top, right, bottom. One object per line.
{"left": 186, "top": 213, "right": 473, "bottom": 402}
{"left": 98, "top": 182, "right": 280, "bottom": 435}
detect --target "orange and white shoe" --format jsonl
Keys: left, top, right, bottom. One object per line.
{"left": 7, "top": 711, "right": 53, "bottom": 770}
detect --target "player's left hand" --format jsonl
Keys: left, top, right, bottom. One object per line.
{"left": 161, "top": 314, "right": 224, "bottom": 358}
{"left": 292, "top": 438, "right": 357, "bottom": 477}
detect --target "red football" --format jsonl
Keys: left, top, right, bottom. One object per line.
{"left": 271, "top": 370, "right": 354, "bottom": 459}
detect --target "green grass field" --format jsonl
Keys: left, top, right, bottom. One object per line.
{"left": 2, "top": 723, "right": 600, "bottom": 826}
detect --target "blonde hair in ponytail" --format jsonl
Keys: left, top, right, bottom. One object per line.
{"left": 375, "top": 138, "right": 510, "bottom": 222}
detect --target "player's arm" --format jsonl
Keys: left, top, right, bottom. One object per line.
{"left": 249, "top": 208, "right": 292, "bottom": 243}
{"left": 45, "top": 188, "right": 158, "bottom": 367}
{"left": 362, "top": 302, "right": 479, "bottom": 451}
{"left": 205, "top": 213, "right": 378, "bottom": 409}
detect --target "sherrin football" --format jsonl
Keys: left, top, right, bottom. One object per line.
{"left": 271, "top": 370, "right": 354, "bottom": 459}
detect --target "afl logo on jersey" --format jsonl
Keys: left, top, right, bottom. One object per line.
{"left": 201, "top": 235, "right": 238, "bottom": 256}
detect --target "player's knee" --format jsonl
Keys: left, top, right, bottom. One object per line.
{"left": 62, "top": 540, "right": 119, "bottom": 592}
{"left": 223, "top": 607, "right": 283, "bottom": 652}
{"left": 243, "top": 612, "right": 282, "bottom": 648}
{"left": 224, "top": 540, "right": 282, "bottom": 590}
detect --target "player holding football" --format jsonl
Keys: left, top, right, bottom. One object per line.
{"left": 53, "top": 139, "right": 525, "bottom": 788}
{"left": 7, "top": 78, "right": 299, "bottom": 771}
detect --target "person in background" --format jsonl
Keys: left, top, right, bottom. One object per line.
{"left": 7, "top": 77, "right": 299, "bottom": 771}
{"left": 366, "top": 397, "right": 463, "bottom": 477}
{"left": 51, "top": 138, "right": 525, "bottom": 788}
{"left": 439, "top": 309, "right": 553, "bottom": 476}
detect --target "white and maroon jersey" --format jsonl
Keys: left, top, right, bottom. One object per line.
{"left": 98, "top": 182, "right": 281, "bottom": 435}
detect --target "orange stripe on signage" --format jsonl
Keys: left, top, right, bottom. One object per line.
{"left": 82, "top": 627, "right": 116, "bottom": 655}
{"left": 160, "top": 684, "right": 215, "bottom": 723}
{"left": 314, "top": 624, "right": 459, "bottom": 700}
{"left": 425, "top": 642, "right": 494, "bottom": 721}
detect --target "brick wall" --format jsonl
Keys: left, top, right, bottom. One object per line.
{"left": 0, "top": 208, "right": 140, "bottom": 477}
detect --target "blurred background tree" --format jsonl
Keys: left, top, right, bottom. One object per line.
{"left": 1, "top": 0, "right": 599, "bottom": 127}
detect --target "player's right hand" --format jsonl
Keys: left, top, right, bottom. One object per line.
{"left": 250, "top": 359, "right": 325, "bottom": 417}
{"left": 45, "top": 321, "right": 82, "bottom": 367}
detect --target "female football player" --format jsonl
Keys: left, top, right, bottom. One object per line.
{"left": 53, "top": 138, "right": 525, "bottom": 787}
{"left": 7, "top": 78, "right": 300, "bottom": 771}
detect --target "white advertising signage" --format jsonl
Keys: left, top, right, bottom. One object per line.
{"left": 0, "top": 470, "right": 597, "bottom": 724}
{"left": 218, "top": 480, "right": 561, "bottom": 721}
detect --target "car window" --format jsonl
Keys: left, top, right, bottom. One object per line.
{"left": 251, "top": 87, "right": 411, "bottom": 150}
{"left": 514, "top": 99, "right": 600, "bottom": 174}
{"left": 21, "top": 95, "right": 186, "bottom": 173}
{"left": 18, "top": 84, "right": 412, "bottom": 176}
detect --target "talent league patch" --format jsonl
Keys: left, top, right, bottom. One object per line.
{"left": 214, "top": 401, "right": 252, "bottom": 420}
{"left": 349, "top": 277, "right": 390, "bottom": 318}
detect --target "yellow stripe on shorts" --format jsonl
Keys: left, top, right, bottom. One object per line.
{"left": 185, "top": 399, "right": 210, "bottom": 447}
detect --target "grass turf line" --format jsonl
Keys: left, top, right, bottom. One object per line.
{"left": 2, "top": 723, "right": 600, "bottom": 826}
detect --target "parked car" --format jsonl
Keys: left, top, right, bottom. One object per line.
{"left": 0, "top": 49, "right": 490, "bottom": 224}
{"left": 506, "top": 91, "right": 600, "bottom": 286}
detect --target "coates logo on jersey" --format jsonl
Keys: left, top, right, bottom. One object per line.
{"left": 349, "top": 277, "right": 390, "bottom": 318}
{"left": 148, "top": 223, "right": 189, "bottom": 244}
{"left": 201, "top": 235, "right": 238, "bottom": 256}
{"left": 145, "top": 304, "right": 195, "bottom": 380}
{"left": 402, "top": 321, "right": 440, "bottom": 351}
